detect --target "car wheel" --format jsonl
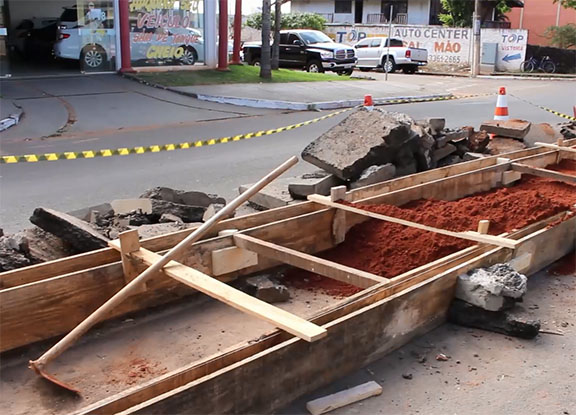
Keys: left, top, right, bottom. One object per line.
{"left": 382, "top": 57, "right": 396, "bottom": 73}
{"left": 306, "top": 60, "right": 324, "bottom": 73}
{"left": 81, "top": 45, "right": 106, "bottom": 71}
{"left": 251, "top": 58, "right": 261, "bottom": 66}
{"left": 178, "top": 47, "right": 197, "bottom": 65}
{"left": 359, "top": 67, "right": 371, "bottom": 72}
{"left": 338, "top": 68, "right": 354, "bottom": 76}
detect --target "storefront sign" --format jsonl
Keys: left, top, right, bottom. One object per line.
{"left": 326, "top": 25, "right": 528, "bottom": 71}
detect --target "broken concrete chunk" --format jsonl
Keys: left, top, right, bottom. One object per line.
{"left": 140, "top": 187, "right": 225, "bottom": 207}
{"left": 350, "top": 164, "right": 396, "bottom": 189}
{"left": 159, "top": 213, "right": 184, "bottom": 224}
{"left": 522, "top": 123, "right": 562, "bottom": 147}
{"left": 437, "top": 155, "right": 463, "bottom": 167}
{"left": 480, "top": 119, "right": 531, "bottom": 140}
{"left": 246, "top": 275, "right": 290, "bottom": 303}
{"left": 0, "top": 247, "right": 31, "bottom": 272}
{"left": 463, "top": 152, "right": 489, "bottom": 161}
{"left": 448, "top": 299, "right": 541, "bottom": 339}
{"left": 487, "top": 137, "right": 526, "bottom": 155}
{"left": 425, "top": 118, "right": 446, "bottom": 134}
{"left": 444, "top": 129, "right": 469, "bottom": 143}
{"left": 455, "top": 263, "right": 527, "bottom": 311}
{"left": 68, "top": 202, "right": 113, "bottom": 222}
{"left": 202, "top": 203, "right": 227, "bottom": 221}
{"left": 149, "top": 199, "right": 206, "bottom": 223}
{"left": 434, "top": 135, "right": 449, "bottom": 148}
{"left": 432, "top": 143, "right": 457, "bottom": 163}
{"left": 467, "top": 130, "right": 490, "bottom": 153}
{"left": 288, "top": 172, "right": 342, "bottom": 199}
{"left": 239, "top": 177, "right": 296, "bottom": 210}
{"left": 301, "top": 110, "right": 412, "bottom": 180}
{"left": 111, "top": 199, "right": 153, "bottom": 215}
{"left": 30, "top": 207, "right": 109, "bottom": 252}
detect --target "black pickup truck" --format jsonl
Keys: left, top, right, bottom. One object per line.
{"left": 242, "top": 30, "right": 357, "bottom": 75}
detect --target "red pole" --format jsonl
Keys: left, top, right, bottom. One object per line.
{"left": 218, "top": 0, "right": 229, "bottom": 70}
{"left": 118, "top": 0, "right": 134, "bottom": 73}
{"left": 231, "top": 0, "right": 242, "bottom": 64}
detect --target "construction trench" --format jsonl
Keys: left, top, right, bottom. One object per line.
{"left": 0, "top": 117, "right": 575, "bottom": 414}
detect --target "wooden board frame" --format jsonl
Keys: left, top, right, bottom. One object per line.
{"left": 1, "top": 144, "right": 574, "bottom": 352}
{"left": 75, "top": 212, "right": 576, "bottom": 415}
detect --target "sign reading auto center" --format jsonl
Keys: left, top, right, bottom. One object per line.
{"left": 325, "top": 25, "right": 527, "bottom": 71}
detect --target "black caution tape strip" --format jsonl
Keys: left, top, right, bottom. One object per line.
{"left": 509, "top": 93, "right": 576, "bottom": 122}
{"left": 0, "top": 94, "right": 488, "bottom": 164}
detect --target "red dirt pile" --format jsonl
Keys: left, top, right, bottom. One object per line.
{"left": 285, "top": 171, "right": 576, "bottom": 297}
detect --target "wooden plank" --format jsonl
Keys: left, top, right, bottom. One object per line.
{"left": 306, "top": 381, "right": 383, "bottom": 415}
{"left": 234, "top": 234, "right": 387, "bottom": 288}
{"left": 535, "top": 142, "right": 576, "bottom": 153}
{"left": 308, "top": 194, "right": 519, "bottom": 249}
{"left": 117, "top": 230, "right": 142, "bottom": 285}
{"left": 77, "top": 212, "right": 569, "bottom": 415}
{"left": 119, "top": 246, "right": 327, "bottom": 343}
{"left": 211, "top": 246, "right": 259, "bottom": 276}
{"left": 511, "top": 163, "right": 576, "bottom": 183}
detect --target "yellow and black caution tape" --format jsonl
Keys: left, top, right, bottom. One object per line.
{"left": 509, "top": 93, "right": 576, "bottom": 122}
{"left": 1, "top": 93, "right": 487, "bottom": 165}
{"left": 0, "top": 108, "right": 351, "bottom": 165}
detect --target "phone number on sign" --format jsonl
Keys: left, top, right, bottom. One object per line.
{"left": 429, "top": 55, "right": 462, "bottom": 64}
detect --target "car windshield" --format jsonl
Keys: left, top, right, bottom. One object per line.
{"left": 299, "top": 31, "right": 332, "bottom": 45}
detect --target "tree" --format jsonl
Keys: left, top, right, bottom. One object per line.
{"left": 246, "top": 12, "right": 326, "bottom": 31}
{"left": 439, "top": 0, "right": 510, "bottom": 27}
{"left": 553, "top": 0, "right": 576, "bottom": 8}
{"left": 545, "top": 24, "right": 576, "bottom": 48}
{"left": 260, "top": 0, "right": 272, "bottom": 79}
{"left": 271, "top": 1, "right": 282, "bottom": 70}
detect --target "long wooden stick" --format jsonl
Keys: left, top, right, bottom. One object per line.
{"left": 511, "top": 163, "right": 576, "bottom": 183}
{"left": 29, "top": 156, "right": 299, "bottom": 375}
{"left": 535, "top": 142, "right": 576, "bottom": 153}
{"left": 307, "top": 195, "right": 518, "bottom": 249}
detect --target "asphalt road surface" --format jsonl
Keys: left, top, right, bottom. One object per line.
{"left": 1, "top": 74, "right": 573, "bottom": 233}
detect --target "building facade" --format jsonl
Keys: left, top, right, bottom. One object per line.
{"left": 506, "top": 0, "right": 576, "bottom": 46}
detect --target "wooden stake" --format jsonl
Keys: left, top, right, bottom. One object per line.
{"left": 117, "top": 230, "right": 142, "bottom": 285}
{"left": 330, "top": 186, "right": 348, "bottom": 244}
{"left": 477, "top": 220, "right": 490, "bottom": 235}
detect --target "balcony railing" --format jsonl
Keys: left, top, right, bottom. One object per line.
{"left": 366, "top": 13, "right": 408, "bottom": 24}
{"left": 316, "top": 13, "right": 334, "bottom": 23}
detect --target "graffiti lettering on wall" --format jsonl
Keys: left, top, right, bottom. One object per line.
{"left": 129, "top": 0, "right": 204, "bottom": 66}
{"left": 326, "top": 25, "right": 472, "bottom": 65}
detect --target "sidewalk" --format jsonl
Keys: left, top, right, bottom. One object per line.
{"left": 171, "top": 78, "right": 456, "bottom": 110}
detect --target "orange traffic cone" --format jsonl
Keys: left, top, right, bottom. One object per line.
{"left": 494, "top": 87, "right": 509, "bottom": 121}
{"left": 364, "top": 94, "right": 374, "bottom": 111}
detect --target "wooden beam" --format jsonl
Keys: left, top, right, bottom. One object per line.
{"left": 511, "top": 163, "right": 576, "bottom": 183}
{"left": 110, "top": 244, "right": 327, "bottom": 342}
{"left": 117, "top": 230, "right": 142, "bottom": 285}
{"left": 307, "top": 195, "right": 519, "bottom": 249}
{"left": 234, "top": 234, "right": 388, "bottom": 289}
{"left": 211, "top": 246, "right": 258, "bottom": 276}
{"left": 306, "top": 381, "right": 383, "bottom": 415}
{"left": 535, "top": 142, "right": 576, "bottom": 153}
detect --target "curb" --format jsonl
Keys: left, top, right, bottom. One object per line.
{"left": 0, "top": 101, "right": 24, "bottom": 132}
{"left": 188, "top": 91, "right": 455, "bottom": 111}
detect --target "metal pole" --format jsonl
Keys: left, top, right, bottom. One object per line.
{"left": 118, "top": 0, "right": 133, "bottom": 73}
{"left": 384, "top": 5, "right": 393, "bottom": 81}
{"left": 472, "top": 0, "right": 480, "bottom": 77}
{"left": 217, "top": 0, "right": 229, "bottom": 70}
{"left": 231, "top": 0, "right": 242, "bottom": 64}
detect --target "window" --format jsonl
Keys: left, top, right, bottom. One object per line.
{"left": 355, "top": 38, "right": 371, "bottom": 48}
{"left": 381, "top": 0, "right": 408, "bottom": 19}
{"left": 370, "top": 38, "right": 382, "bottom": 47}
{"left": 287, "top": 33, "right": 301, "bottom": 45}
{"left": 389, "top": 38, "right": 403, "bottom": 47}
{"left": 335, "top": 0, "right": 352, "bottom": 14}
{"left": 280, "top": 33, "right": 289, "bottom": 44}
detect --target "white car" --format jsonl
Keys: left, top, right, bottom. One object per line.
{"left": 54, "top": 6, "right": 205, "bottom": 70}
{"left": 354, "top": 37, "right": 427, "bottom": 74}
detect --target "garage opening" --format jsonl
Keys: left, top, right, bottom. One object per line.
{"left": 1, "top": 1, "right": 117, "bottom": 76}
{"left": 0, "top": 0, "right": 206, "bottom": 78}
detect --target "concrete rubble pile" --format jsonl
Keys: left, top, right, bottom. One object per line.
{"left": 448, "top": 263, "right": 541, "bottom": 339}
{"left": 0, "top": 187, "right": 228, "bottom": 271}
